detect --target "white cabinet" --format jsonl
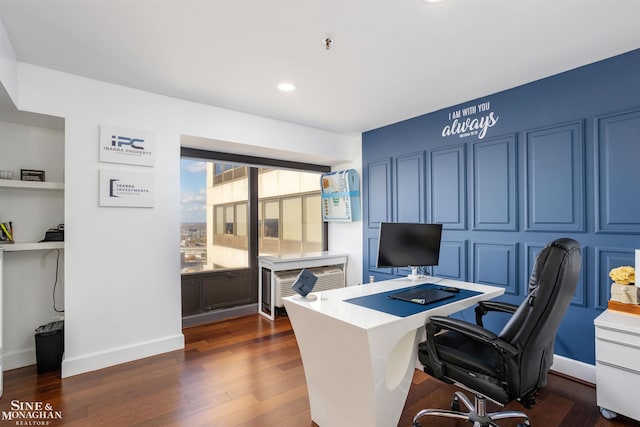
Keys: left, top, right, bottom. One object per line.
{"left": 258, "top": 251, "right": 348, "bottom": 320}
{"left": 594, "top": 310, "right": 640, "bottom": 422}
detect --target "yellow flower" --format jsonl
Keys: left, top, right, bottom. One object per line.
{"left": 609, "top": 266, "right": 636, "bottom": 285}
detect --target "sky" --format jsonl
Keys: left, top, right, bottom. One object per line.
{"left": 180, "top": 159, "right": 206, "bottom": 223}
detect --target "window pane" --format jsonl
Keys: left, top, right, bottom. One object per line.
{"left": 304, "top": 195, "right": 322, "bottom": 242}
{"left": 264, "top": 200, "right": 279, "bottom": 238}
{"left": 283, "top": 197, "right": 302, "bottom": 241}
{"left": 180, "top": 159, "right": 208, "bottom": 272}
{"left": 215, "top": 206, "right": 224, "bottom": 234}
{"left": 257, "top": 168, "right": 324, "bottom": 255}
{"left": 181, "top": 158, "right": 248, "bottom": 272}
{"left": 236, "top": 203, "right": 247, "bottom": 237}
{"left": 225, "top": 205, "right": 234, "bottom": 234}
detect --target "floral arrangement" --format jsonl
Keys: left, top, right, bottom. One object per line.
{"left": 609, "top": 266, "right": 635, "bottom": 285}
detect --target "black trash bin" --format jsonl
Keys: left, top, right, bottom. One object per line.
{"left": 34, "top": 321, "right": 64, "bottom": 374}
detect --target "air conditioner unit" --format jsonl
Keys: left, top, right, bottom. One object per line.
{"left": 273, "top": 266, "right": 345, "bottom": 307}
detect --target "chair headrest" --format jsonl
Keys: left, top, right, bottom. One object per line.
{"left": 527, "top": 238, "right": 581, "bottom": 296}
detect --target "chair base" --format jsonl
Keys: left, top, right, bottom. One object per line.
{"left": 413, "top": 391, "right": 531, "bottom": 427}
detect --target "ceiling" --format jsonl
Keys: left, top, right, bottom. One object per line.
{"left": 1, "top": 0, "right": 639, "bottom": 135}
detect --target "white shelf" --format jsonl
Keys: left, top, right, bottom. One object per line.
{"left": 0, "top": 241, "right": 64, "bottom": 252}
{"left": 0, "top": 179, "right": 64, "bottom": 190}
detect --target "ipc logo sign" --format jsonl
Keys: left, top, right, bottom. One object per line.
{"left": 100, "top": 125, "right": 155, "bottom": 166}
{"left": 111, "top": 135, "right": 145, "bottom": 150}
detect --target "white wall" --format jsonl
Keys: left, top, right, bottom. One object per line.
{"left": 7, "top": 62, "right": 361, "bottom": 377}
{"left": 329, "top": 160, "right": 363, "bottom": 287}
{"left": 0, "top": 18, "right": 17, "bottom": 103}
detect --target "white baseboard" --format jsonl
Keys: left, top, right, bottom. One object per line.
{"left": 3, "top": 347, "right": 36, "bottom": 371}
{"left": 550, "top": 354, "right": 596, "bottom": 384}
{"left": 61, "top": 333, "right": 185, "bottom": 378}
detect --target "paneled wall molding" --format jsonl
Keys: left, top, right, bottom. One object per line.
{"left": 472, "top": 241, "right": 518, "bottom": 295}
{"left": 365, "top": 158, "right": 392, "bottom": 229}
{"left": 524, "top": 120, "right": 585, "bottom": 232}
{"left": 428, "top": 144, "right": 466, "bottom": 229}
{"left": 433, "top": 240, "right": 468, "bottom": 281}
{"left": 595, "top": 107, "right": 640, "bottom": 234}
{"left": 394, "top": 151, "right": 425, "bottom": 223}
{"left": 472, "top": 134, "right": 517, "bottom": 231}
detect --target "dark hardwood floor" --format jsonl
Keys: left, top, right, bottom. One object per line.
{"left": 1, "top": 314, "right": 638, "bottom": 426}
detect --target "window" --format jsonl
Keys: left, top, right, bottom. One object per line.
{"left": 181, "top": 155, "right": 328, "bottom": 273}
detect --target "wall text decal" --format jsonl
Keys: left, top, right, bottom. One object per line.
{"left": 442, "top": 101, "right": 499, "bottom": 140}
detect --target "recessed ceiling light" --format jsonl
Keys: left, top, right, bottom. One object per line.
{"left": 424, "top": 0, "right": 444, "bottom": 3}
{"left": 278, "top": 82, "right": 296, "bottom": 92}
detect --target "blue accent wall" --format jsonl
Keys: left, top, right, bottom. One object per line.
{"left": 362, "top": 49, "right": 640, "bottom": 365}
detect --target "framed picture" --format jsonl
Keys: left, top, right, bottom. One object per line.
{"left": 99, "top": 169, "right": 154, "bottom": 208}
{"left": 21, "top": 169, "right": 45, "bottom": 182}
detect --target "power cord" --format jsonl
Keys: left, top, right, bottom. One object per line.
{"left": 52, "top": 249, "right": 64, "bottom": 313}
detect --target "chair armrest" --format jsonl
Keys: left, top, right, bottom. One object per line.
{"left": 475, "top": 300, "right": 519, "bottom": 327}
{"left": 430, "top": 315, "right": 498, "bottom": 342}
{"left": 425, "top": 315, "right": 519, "bottom": 378}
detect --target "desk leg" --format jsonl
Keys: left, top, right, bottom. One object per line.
{"left": 258, "top": 266, "right": 275, "bottom": 320}
{"left": 270, "top": 270, "right": 276, "bottom": 320}
{"left": 285, "top": 300, "right": 421, "bottom": 427}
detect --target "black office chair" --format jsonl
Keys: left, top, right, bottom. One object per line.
{"left": 413, "top": 238, "right": 581, "bottom": 427}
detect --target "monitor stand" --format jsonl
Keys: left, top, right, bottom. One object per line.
{"left": 407, "top": 266, "right": 428, "bottom": 281}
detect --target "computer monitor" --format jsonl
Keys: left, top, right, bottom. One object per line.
{"left": 376, "top": 222, "right": 443, "bottom": 280}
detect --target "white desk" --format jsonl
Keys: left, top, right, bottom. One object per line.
{"left": 283, "top": 277, "right": 504, "bottom": 427}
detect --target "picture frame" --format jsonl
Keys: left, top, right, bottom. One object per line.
{"left": 20, "top": 169, "right": 45, "bottom": 182}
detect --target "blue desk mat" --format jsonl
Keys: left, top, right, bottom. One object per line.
{"left": 344, "top": 283, "right": 481, "bottom": 317}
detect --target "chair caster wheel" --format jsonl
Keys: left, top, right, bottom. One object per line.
{"left": 412, "top": 422, "right": 422, "bottom": 427}
{"left": 600, "top": 407, "right": 617, "bottom": 420}
{"left": 451, "top": 396, "right": 460, "bottom": 411}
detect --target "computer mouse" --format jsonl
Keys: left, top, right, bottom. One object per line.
{"left": 443, "top": 287, "right": 460, "bottom": 293}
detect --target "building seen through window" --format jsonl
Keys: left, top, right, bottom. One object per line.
{"left": 180, "top": 159, "right": 324, "bottom": 273}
